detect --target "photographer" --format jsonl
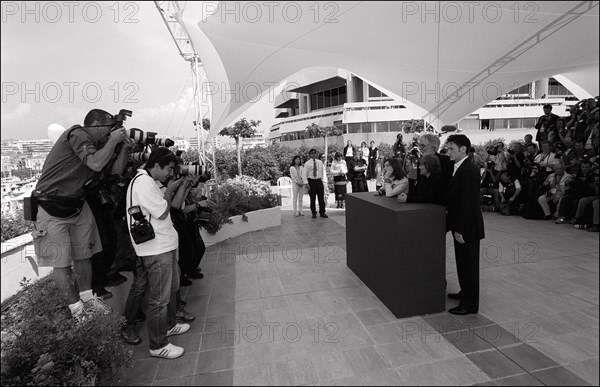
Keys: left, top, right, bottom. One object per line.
{"left": 564, "top": 140, "right": 588, "bottom": 175}
{"left": 506, "top": 143, "right": 526, "bottom": 180}
{"left": 537, "top": 162, "right": 572, "bottom": 220}
{"left": 555, "top": 159, "right": 597, "bottom": 224}
{"left": 533, "top": 141, "right": 557, "bottom": 178}
{"left": 31, "top": 108, "right": 127, "bottom": 323}
{"left": 497, "top": 170, "right": 523, "bottom": 216}
{"left": 122, "top": 147, "right": 190, "bottom": 359}
{"left": 535, "top": 104, "right": 559, "bottom": 143}
{"left": 479, "top": 160, "right": 501, "bottom": 211}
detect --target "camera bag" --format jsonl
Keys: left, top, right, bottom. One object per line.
{"left": 129, "top": 173, "right": 155, "bottom": 244}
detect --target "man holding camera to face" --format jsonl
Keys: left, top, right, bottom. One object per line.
{"left": 535, "top": 104, "right": 559, "bottom": 143}
{"left": 123, "top": 147, "right": 190, "bottom": 359}
{"left": 30, "top": 109, "right": 129, "bottom": 323}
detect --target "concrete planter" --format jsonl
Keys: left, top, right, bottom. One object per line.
{"left": 1, "top": 233, "right": 52, "bottom": 303}
{"left": 200, "top": 206, "right": 282, "bottom": 247}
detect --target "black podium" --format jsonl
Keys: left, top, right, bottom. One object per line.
{"left": 346, "top": 192, "right": 446, "bottom": 318}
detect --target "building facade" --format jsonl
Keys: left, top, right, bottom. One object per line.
{"left": 268, "top": 70, "right": 576, "bottom": 147}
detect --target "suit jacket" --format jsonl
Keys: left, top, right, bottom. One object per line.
{"left": 436, "top": 152, "right": 454, "bottom": 187}
{"left": 343, "top": 145, "right": 355, "bottom": 158}
{"left": 446, "top": 158, "right": 485, "bottom": 241}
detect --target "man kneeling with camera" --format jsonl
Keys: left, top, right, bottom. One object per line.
{"left": 123, "top": 147, "right": 190, "bottom": 359}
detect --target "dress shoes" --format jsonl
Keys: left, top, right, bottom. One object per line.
{"left": 320, "top": 213, "right": 329, "bottom": 218}
{"left": 187, "top": 270, "right": 204, "bottom": 279}
{"left": 448, "top": 306, "right": 477, "bottom": 315}
{"left": 312, "top": 214, "right": 317, "bottom": 218}
{"left": 103, "top": 272, "right": 127, "bottom": 287}
{"left": 180, "top": 275, "right": 193, "bottom": 287}
{"left": 447, "top": 292, "right": 461, "bottom": 300}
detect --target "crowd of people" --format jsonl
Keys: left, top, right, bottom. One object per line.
{"left": 30, "top": 109, "right": 208, "bottom": 360}
{"left": 290, "top": 98, "right": 599, "bottom": 234}
{"left": 476, "top": 100, "right": 599, "bottom": 232}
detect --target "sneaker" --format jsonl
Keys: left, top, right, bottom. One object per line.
{"left": 187, "top": 270, "right": 204, "bottom": 279}
{"left": 167, "top": 323, "right": 190, "bottom": 337}
{"left": 176, "top": 306, "right": 196, "bottom": 322}
{"left": 121, "top": 325, "right": 142, "bottom": 345}
{"left": 555, "top": 217, "right": 566, "bottom": 224}
{"left": 149, "top": 343, "right": 184, "bottom": 359}
{"left": 84, "top": 296, "right": 112, "bottom": 315}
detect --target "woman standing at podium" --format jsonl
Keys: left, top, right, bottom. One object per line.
{"left": 376, "top": 158, "right": 408, "bottom": 197}
{"left": 407, "top": 155, "right": 446, "bottom": 205}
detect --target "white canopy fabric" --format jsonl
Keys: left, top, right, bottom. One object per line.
{"left": 183, "top": 1, "right": 599, "bottom": 140}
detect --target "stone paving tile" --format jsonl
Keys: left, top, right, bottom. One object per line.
{"left": 466, "top": 350, "right": 525, "bottom": 380}
{"left": 443, "top": 329, "right": 495, "bottom": 354}
{"left": 564, "top": 357, "right": 600, "bottom": 386}
{"left": 154, "top": 351, "right": 199, "bottom": 380}
{"left": 475, "top": 373, "right": 544, "bottom": 386}
{"left": 497, "top": 343, "right": 558, "bottom": 372}
{"left": 531, "top": 366, "right": 591, "bottom": 386}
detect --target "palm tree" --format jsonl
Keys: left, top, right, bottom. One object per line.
{"left": 218, "top": 118, "right": 261, "bottom": 176}
{"left": 304, "top": 123, "right": 344, "bottom": 163}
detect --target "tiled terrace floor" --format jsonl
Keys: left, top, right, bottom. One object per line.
{"left": 113, "top": 202, "right": 599, "bottom": 386}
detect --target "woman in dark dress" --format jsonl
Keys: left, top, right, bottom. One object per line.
{"left": 406, "top": 154, "right": 446, "bottom": 205}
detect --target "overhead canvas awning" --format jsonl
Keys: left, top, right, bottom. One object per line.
{"left": 183, "top": 1, "right": 599, "bottom": 140}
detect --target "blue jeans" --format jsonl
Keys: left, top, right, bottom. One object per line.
{"left": 123, "top": 249, "right": 179, "bottom": 350}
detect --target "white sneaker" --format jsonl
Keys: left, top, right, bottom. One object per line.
{"left": 83, "top": 296, "right": 112, "bottom": 315}
{"left": 166, "top": 323, "right": 190, "bottom": 337}
{"left": 149, "top": 343, "right": 184, "bottom": 359}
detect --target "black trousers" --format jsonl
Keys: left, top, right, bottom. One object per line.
{"left": 453, "top": 236, "right": 480, "bottom": 312}
{"left": 308, "top": 179, "right": 326, "bottom": 215}
{"left": 87, "top": 195, "right": 117, "bottom": 290}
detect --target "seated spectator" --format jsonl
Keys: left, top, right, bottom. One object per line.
{"left": 534, "top": 140, "right": 557, "bottom": 178}
{"left": 376, "top": 158, "right": 408, "bottom": 197}
{"left": 556, "top": 159, "right": 597, "bottom": 223}
{"left": 535, "top": 104, "right": 559, "bottom": 143}
{"left": 407, "top": 155, "right": 446, "bottom": 205}
{"left": 497, "top": 170, "right": 523, "bottom": 215}
{"left": 480, "top": 160, "right": 500, "bottom": 211}
{"left": 573, "top": 198, "right": 599, "bottom": 232}
{"left": 537, "top": 162, "right": 572, "bottom": 220}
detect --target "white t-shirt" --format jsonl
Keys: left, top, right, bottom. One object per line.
{"left": 126, "top": 169, "right": 178, "bottom": 257}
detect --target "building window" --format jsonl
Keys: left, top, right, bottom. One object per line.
{"left": 368, "top": 85, "right": 388, "bottom": 98}
{"left": 373, "top": 121, "right": 389, "bottom": 133}
{"left": 548, "top": 78, "right": 572, "bottom": 96}
{"left": 508, "top": 118, "right": 521, "bottom": 129}
{"left": 339, "top": 86, "right": 347, "bottom": 105}
{"left": 347, "top": 123, "right": 362, "bottom": 134}
{"left": 522, "top": 118, "right": 536, "bottom": 129}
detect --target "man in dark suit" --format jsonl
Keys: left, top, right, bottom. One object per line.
{"left": 534, "top": 104, "right": 560, "bottom": 143}
{"left": 445, "top": 134, "right": 485, "bottom": 315}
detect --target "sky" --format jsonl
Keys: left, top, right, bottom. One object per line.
{"left": 1, "top": 1, "right": 275, "bottom": 141}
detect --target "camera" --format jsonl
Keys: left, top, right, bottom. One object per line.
{"left": 128, "top": 205, "right": 155, "bottom": 244}
{"left": 127, "top": 128, "right": 175, "bottom": 147}
{"left": 174, "top": 163, "right": 211, "bottom": 181}
{"left": 487, "top": 146, "right": 499, "bottom": 156}
{"left": 113, "top": 109, "right": 132, "bottom": 128}
{"left": 486, "top": 160, "right": 495, "bottom": 170}
{"left": 508, "top": 149, "right": 515, "bottom": 155}
{"left": 129, "top": 151, "right": 150, "bottom": 163}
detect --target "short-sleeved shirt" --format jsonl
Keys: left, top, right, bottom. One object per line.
{"left": 36, "top": 126, "right": 98, "bottom": 199}
{"left": 126, "top": 169, "right": 178, "bottom": 257}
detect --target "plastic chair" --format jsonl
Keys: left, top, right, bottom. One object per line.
{"left": 277, "top": 176, "right": 293, "bottom": 198}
